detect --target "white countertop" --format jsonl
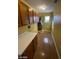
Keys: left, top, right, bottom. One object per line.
{"left": 18, "top": 31, "right": 37, "bottom": 55}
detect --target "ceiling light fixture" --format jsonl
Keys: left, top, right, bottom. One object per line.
{"left": 40, "top": 6, "right": 46, "bottom": 10}
{"left": 39, "top": 5, "right": 47, "bottom": 10}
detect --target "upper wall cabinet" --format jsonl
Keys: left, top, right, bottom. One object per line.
{"left": 18, "top": 1, "right": 30, "bottom": 27}
{"left": 18, "top": 5, "right": 22, "bottom": 27}
{"left": 18, "top": 0, "right": 39, "bottom": 27}
{"left": 29, "top": 9, "right": 34, "bottom": 24}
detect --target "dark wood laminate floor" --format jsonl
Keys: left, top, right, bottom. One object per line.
{"left": 33, "top": 31, "right": 59, "bottom": 59}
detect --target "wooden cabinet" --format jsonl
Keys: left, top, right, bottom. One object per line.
{"left": 18, "top": 1, "right": 30, "bottom": 27}
{"left": 18, "top": 7, "right": 22, "bottom": 27}
{"left": 18, "top": 1, "right": 40, "bottom": 27}
{"left": 29, "top": 10, "right": 33, "bottom": 24}
{"left": 20, "top": 2, "right": 29, "bottom": 25}
{"left": 22, "top": 40, "right": 34, "bottom": 59}
{"left": 19, "top": 35, "right": 37, "bottom": 59}
{"left": 18, "top": 1, "right": 22, "bottom": 27}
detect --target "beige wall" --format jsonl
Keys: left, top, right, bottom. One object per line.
{"left": 54, "top": 0, "right": 61, "bottom": 16}
{"left": 18, "top": 23, "right": 38, "bottom": 34}
{"left": 54, "top": 24, "right": 61, "bottom": 56}
{"left": 53, "top": 0, "right": 61, "bottom": 57}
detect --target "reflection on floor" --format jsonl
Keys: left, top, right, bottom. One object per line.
{"left": 33, "top": 31, "right": 58, "bottom": 59}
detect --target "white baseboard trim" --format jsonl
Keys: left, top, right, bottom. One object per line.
{"left": 51, "top": 32, "right": 60, "bottom": 59}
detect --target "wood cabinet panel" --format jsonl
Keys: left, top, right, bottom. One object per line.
{"left": 18, "top": 6, "right": 22, "bottom": 27}
{"left": 20, "top": 35, "right": 37, "bottom": 59}
{"left": 18, "top": 1, "right": 23, "bottom": 27}
{"left": 18, "top": 1, "right": 30, "bottom": 27}
{"left": 20, "top": 3, "right": 28, "bottom": 25}
{"left": 22, "top": 40, "right": 34, "bottom": 59}
{"left": 33, "top": 35, "right": 37, "bottom": 52}
{"left": 29, "top": 11, "right": 33, "bottom": 24}
{"left": 18, "top": 1, "right": 39, "bottom": 27}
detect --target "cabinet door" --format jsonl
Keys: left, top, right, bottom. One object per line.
{"left": 22, "top": 40, "right": 34, "bottom": 59}
{"left": 18, "top": 6, "right": 22, "bottom": 27}
{"left": 19, "top": 2, "right": 29, "bottom": 26}
{"left": 33, "top": 35, "right": 37, "bottom": 52}
{"left": 18, "top": 1, "right": 22, "bottom": 27}
{"left": 29, "top": 11, "right": 33, "bottom": 24}
{"left": 21, "top": 35, "right": 37, "bottom": 59}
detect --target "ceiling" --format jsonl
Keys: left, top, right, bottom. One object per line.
{"left": 23, "top": 0, "right": 55, "bottom": 13}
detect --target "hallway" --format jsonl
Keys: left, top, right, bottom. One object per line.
{"left": 18, "top": 0, "right": 61, "bottom": 59}
{"left": 33, "top": 31, "right": 58, "bottom": 59}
